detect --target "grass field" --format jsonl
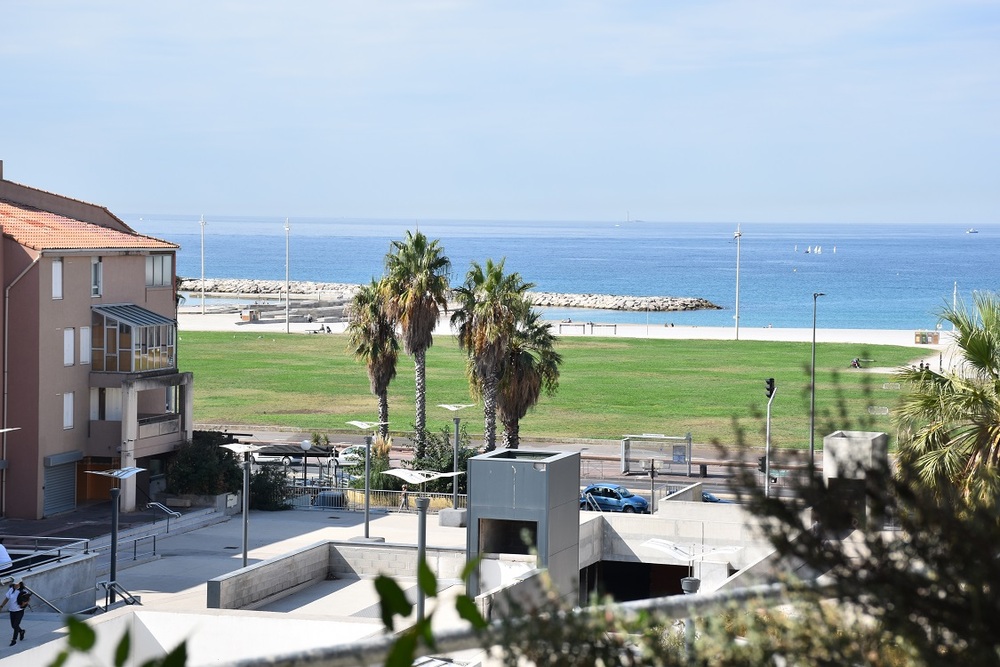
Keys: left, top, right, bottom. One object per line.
{"left": 178, "top": 331, "right": 923, "bottom": 448}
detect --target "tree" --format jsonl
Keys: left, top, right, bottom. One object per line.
{"left": 497, "top": 299, "right": 562, "bottom": 448}
{"left": 893, "top": 291, "right": 1000, "bottom": 504}
{"left": 346, "top": 279, "right": 400, "bottom": 441}
{"left": 166, "top": 431, "right": 242, "bottom": 495}
{"left": 451, "top": 259, "right": 533, "bottom": 451}
{"left": 409, "top": 423, "right": 475, "bottom": 494}
{"left": 382, "top": 231, "right": 451, "bottom": 457}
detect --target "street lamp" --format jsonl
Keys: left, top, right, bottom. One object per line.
{"left": 221, "top": 443, "right": 262, "bottom": 568}
{"left": 734, "top": 225, "right": 742, "bottom": 341}
{"left": 438, "top": 403, "right": 474, "bottom": 508}
{"left": 300, "top": 439, "right": 312, "bottom": 486}
{"left": 85, "top": 467, "right": 145, "bottom": 603}
{"left": 200, "top": 215, "right": 207, "bottom": 315}
{"left": 810, "top": 292, "right": 825, "bottom": 476}
{"left": 284, "top": 218, "right": 290, "bottom": 334}
{"left": 346, "top": 421, "right": 388, "bottom": 540}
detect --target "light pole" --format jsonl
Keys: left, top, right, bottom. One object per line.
{"left": 810, "top": 292, "right": 825, "bottom": 476}
{"left": 346, "top": 421, "right": 388, "bottom": 541}
{"left": 284, "top": 218, "right": 290, "bottom": 334}
{"left": 300, "top": 439, "right": 312, "bottom": 486}
{"left": 85, "top": 467, "right": 145, "bottom": 603}
{"left": 221, "top": 443, "right": 262, "bottom": 568}
{"left": 438, "top": 404, "right": 473, "bottom": 508}
{"left": 734, "top": 225, "right": 742, "bottom": 341}
{"left": 200, "top": 215, "right": 206, "bottom": 315}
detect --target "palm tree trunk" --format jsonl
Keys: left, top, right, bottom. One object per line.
{"left": 501, "top": 416, "right": 520, "bottom": 449}
{"left": 482, "top": 374, "right": 498, "bottom": 451}
{"left": 378, "top": 390, "right": 390, "bottom": 442}
{"left": 414, "top": 348, "right": 427, "bottom": 457}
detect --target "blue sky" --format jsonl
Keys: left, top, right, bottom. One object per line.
{"left": 2, "top": 1, "right": 998, "bottom": 224}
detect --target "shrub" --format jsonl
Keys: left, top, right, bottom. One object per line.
{"left": 250, "top": 464, "right": 292, "bottom": 511}
{"left": 165, "top": 431, "right": 242, "bottom": 495}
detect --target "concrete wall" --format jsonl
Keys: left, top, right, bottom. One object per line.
{"left": 16, "top": 551, "right": 98, "bottom": 613}
{"left": 207, "top": 540, "right": 468, "bottom": 610}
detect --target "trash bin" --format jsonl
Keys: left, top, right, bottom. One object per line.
{"left": 699, "top": 464, "right": 708, "bottom": 478}
{"left": 914, "top": 331, "right": 923, "bottom": 344}
{"left": 930, "top": 332, "right": 940, "bottom": 344}
{"left": 316, "top": 491, "right": 345, "bottom": 508}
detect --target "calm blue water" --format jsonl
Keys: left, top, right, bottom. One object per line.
{"left": 126, "top": 214, "right": 996, "bottom": 330}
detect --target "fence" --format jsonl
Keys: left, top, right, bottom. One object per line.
{"left": 283, "top": 484, "right": 466, "bottom": 512}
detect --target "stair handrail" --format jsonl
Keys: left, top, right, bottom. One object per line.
{"left": 146, "top": 502, "right": 181, "bottom": 519}
{"left": 98, "top": 580, "right": 141, "bottom": 610}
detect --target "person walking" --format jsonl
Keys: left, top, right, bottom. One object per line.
{"left": 398, "top": 485, "right": 409, "bottom": 511}
{"left": 0, "top": 579, "right": 27, "bottom": 646}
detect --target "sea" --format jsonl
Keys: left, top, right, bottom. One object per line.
{"left": 126, "top": 214, "right": 997, "bottom": 331}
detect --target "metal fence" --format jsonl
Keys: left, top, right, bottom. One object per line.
{"left": 283, "top": 484, "right": 467, "bottom": 512}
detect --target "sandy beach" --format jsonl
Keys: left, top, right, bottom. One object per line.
{"left": 177, "top": 307, "right": 947, "bottom": 349}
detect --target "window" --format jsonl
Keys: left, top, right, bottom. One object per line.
{"left": 91, "top": 257, "right": 102, "bottom": 297}
{"left": 52, "top": 258, "right": 63, "bottom": 300}
{"left": 63, "top": 392, "right": 74, "bottom": 429}
{"left": 63, "top": 328, "right": 75, "bottom": 366}
{"left": 145, "top": 254, "right": 173, "bottom": 287}
{"left": 80, "top": 326, "right": 91, "bottom": 365}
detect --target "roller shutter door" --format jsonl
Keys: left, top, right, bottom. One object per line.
{"left": 44, "top": 463, "right": 77, "bottom": 516}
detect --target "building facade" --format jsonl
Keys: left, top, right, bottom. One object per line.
{"left": 0, "top": 163, "right": 193, "bottom": 519}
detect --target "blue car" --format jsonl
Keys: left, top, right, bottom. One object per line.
{"left": 580, "top": 483, "right": 649, "bottom": 513}
{"left": 702, "top": 491, "right": 734, "bottom": 504}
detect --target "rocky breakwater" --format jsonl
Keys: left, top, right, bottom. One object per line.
{"left": 529, "top": 292, "right": 721, "bottom": 312}
{"left": 178, "top": 278, "right": 722, "bottom": 313}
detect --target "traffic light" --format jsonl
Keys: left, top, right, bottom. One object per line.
{"left": 765, "top": 377, "right": 775, "bottom": 398}
{"left": 757, "top": 456, "right": 766, "bottom": 473}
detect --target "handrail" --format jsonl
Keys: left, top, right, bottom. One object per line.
{"left": 98, "top": 580, "right": 141, "bottom": 610}
{"left": 582, "top": 492, "right": 603, "bottom": 512}
{"left": 146, "top": 502, "right": 181, "bottom": 519}
{"left": 21, "top": 585, "right": 62, "bottom": 614}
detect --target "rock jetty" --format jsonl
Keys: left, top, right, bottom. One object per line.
{"left": 177, "top": 278, "right": 721, "bottom": 313}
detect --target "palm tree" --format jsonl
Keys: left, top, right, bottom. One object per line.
{"left": 345, "top": 279, "right": 399, "bottom": 441}
{"left": 382, "top": 231, "right": 451, "bottom": 456}
{"left": 894, "top": 292, "right": 1000, "bottom": 505}
{"left": 497, "top": 299, "right": 562, "bottom": 448}
{"left": 451, "top": 259, "right": 533, "bottom": 451}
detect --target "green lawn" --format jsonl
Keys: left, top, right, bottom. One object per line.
{"left": 178, "top": 331, "right": 923, "bottom": 448}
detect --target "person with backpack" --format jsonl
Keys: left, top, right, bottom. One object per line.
{"left": 0, "top": 579, "right": 28, "bottom": 646}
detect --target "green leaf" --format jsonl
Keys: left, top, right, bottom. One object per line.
{"left": 417, "top": 559, "right": 437, "bottom": 599}
{"left": 158, "top": 641, "right": 188, "bottom": 667}
{"left": 459, "top": 557, "right": 481, "bottom": 581}
{"left": 46, "top": 650, "right": 69, "bottom": 667}
{"left": 114, "top": 630, "right": 131, "bottom": 667}
{"left": 455, "top": 594, "right": 488, "bottom": 629}
{"left": 66, "top": 616, "right": 96, "bottom": 651}
{"left": 385, "top": 630, "right": 418, "bottom": 667}
{"left": 415, "top": 616, "right": 436, "bottom": 649}
{"left": 374, "top": 574, "right": 412, "bottom": 629}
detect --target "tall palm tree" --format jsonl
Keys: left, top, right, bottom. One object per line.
{"left": 497, "top": 299, "right": 562, "bottom": 449}
{"left": 451, "top": 259, "right": 533, "bottom": 451}
{"left": 382, "top": 231, "right": 451, "bottom": 456}
{"left": 894, "top": 292, "right": 1000, "bottom": 505}
{"left": 345, "top": 279, "right": 399, "bottom": 441}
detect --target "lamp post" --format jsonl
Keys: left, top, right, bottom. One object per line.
{"left": 346, "top": 421, "right": 388, "bottom": 541}
{"left": 200, "top": 215, "right": 206, "bottom": 315}
{"left": 300, "top": 439, "right": 312, "bottom": 486}
{"left": 810, "top": 292, "right": 825, "bottom": 476}
{"left": 85, "top": 467, "right": 145, "bottom": 603}
{"left": 284, "top": 218, "right": 290, "bottom": 334}
{"left": 438, "top": 404, "right": 474, "bottom": 508}
{"left": 221, "top": 443, "right": 262, "bottom": 568}
{"left": 734, "top": 225, "right": 742, "bottom": 341}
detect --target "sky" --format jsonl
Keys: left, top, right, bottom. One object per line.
{"left": 2, "top": 1, "right": 999, "bottom": 224}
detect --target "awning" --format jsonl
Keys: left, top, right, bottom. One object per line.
{"left": 93, "top": 304, "right": 175, "bottom": 327}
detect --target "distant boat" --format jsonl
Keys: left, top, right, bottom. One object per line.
{"left": 966, "top": 228, "right": 979, "bottom": 234}
{"left": 805, "top": 246, "right": 812, "bottom": 254}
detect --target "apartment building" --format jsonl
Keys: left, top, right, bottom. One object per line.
{"left": 0, "top": 162, "right": 193, "bottom": 519}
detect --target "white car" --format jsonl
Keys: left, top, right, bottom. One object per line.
{"left": 251, "top": 452, "right": 302, "bottom": 466}
{"left": 336, "top": 445, "right": 366, "bottom": 466}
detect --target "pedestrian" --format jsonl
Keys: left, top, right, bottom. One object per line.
{"left": 0, "top": 579, "right": 28, "bottom": 646}
{"left": 399, "top": 485, "right": 409, "bottom": 511}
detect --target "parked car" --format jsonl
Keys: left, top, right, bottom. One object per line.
{"left": 702, "top": 491, "right": 734, "bottom": 504}
{"left": 336, "top": 445, "right": 367, "bottom": 466}
{"left": 580, "top": 483, "right": 649, "bottom": 513}
{"left": 251, "top": 452, "right": 302, "bottom": 466}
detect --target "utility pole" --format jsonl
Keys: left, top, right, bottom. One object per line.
{"left": 764, "top": 378, "right": 776, "bottom": 498}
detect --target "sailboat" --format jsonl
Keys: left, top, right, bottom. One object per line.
{"left": 966, "top": 228, "right": 979, "bottom": 234}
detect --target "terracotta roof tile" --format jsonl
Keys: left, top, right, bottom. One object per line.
{"left": 0, "top": 200, "right": 177, "bottom": 251}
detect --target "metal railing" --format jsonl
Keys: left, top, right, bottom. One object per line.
{"left": 98, "top": 580, "right": 141, "bottom": 611}
{"left": 146, "top": 502, "right": 181, "bottom": 532}
{"left": 283, "top": 484, "right": 467, "bottom": 512}
{"left": 0, "top": 535, "right": 91, "bottom": 573}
